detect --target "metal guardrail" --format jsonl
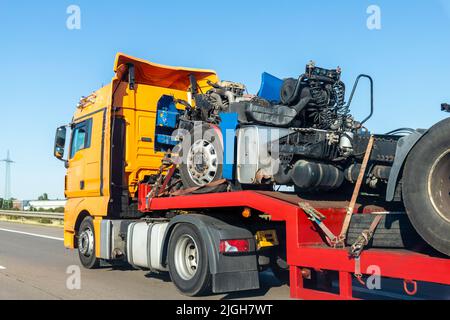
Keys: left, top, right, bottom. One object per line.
{"left": 0, "top": 210, "right": 64, "bottom": 220}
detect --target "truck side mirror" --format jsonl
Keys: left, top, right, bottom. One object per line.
{"left": 54, "top": 126, "right": 67, "bottom": 161}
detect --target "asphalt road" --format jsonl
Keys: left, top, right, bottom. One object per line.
{"left": 1, "top": 221, "right": 449, "bottom": 300}
{"left": 0, "top": 221, "right": 289, "bottom": 300}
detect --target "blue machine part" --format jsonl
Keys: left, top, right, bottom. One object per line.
{"left": 155, "top": 95, "right": 181, "bottom": 151}
{"left": 219, "top": 112, "right": 239, "bottom": 180}
{"left": 156, "top": 134, "right": 178, "bottom": 146}
{"left": 156, "top": 95, "right": 179, "bottom": 128}
{"left": 257, "top": 72, "right": 283, "bottom": 102}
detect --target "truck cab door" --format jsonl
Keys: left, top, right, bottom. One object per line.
{"left": 66, "top": 118, "right": 100, "bottom": 198}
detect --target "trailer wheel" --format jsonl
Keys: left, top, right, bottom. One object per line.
{"left": 77, "top": 216, "right": 100, "bottom": 269}
{"left": 168, "top": 224, "right": 212, "bottom": 296}
{"left": 179, "top": 124, "right": 226, "bottom": 194}
{"left": 271, "top": 258, "right": 290, "bottom": 284}
{"left": 403, "top": 117, "right": 450, "bottom": 256}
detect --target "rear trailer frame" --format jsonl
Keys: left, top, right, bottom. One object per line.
{"left": 138, "top": 189, "right": 450, "bottom": 300}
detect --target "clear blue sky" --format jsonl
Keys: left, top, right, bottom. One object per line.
{"left": 1, "top": 0, "right": 450, "bottom": 200}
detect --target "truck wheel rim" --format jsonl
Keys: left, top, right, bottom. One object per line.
{"left": 174, "top": 235, "right": 199, "bottom": 281}
{"left": 78, "top": 227, "right": 94, "bottom": 257}
{"left": 187, "top": 139, "right": 218, "bottom": 186}
{"left": 428, "top": 149, "right": 450, "bottom": 223}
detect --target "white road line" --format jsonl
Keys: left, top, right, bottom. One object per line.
{"left": 0, "top": 266, "right": 5, "bottom": 270}
{"left": 0, "top": 228, "right": 64, "bottom": 242}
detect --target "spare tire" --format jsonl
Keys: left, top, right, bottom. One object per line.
{"left": 403, "top": 117, "right": 450, "bottom": 256}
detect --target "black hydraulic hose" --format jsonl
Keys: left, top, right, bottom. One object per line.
{"left": 344, "top": 74, "right": 374, "bottom": 125}
{"left": 284, "top": 74, "right": 306, "bottom": 105}
{"left": 386, "top": 128, "right": 416, "bottom": 135}
{"left": 284, "top": 73, "right": 339, "bottom": 106}
{"left": 290, "top": 96, "right": 312, "bottom": 114}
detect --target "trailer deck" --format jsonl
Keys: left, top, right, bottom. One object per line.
{"left": 139, "top": 190, "right": 450, "bottom": 300}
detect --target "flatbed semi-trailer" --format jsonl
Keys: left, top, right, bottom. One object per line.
{"left": 71, "top": 186, "right": 450, "bottom": 299}
{"left": 135, "top": 190, "right": 450, "bottom": 299}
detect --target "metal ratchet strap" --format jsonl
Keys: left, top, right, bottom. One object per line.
{"left": 158, "top": 165, "right": 176, "bottom": 196}
{"left": 349, "top": 214, "right": 383, "bottom": 257}
{"left": 350, "top": 214, "right": 383, "bottom": 285}
{"left": 145, "top": 153, "right": 173, "bottom": 208}
{"left": 299, "top": 202, "right": 338, "bottom": 245}
{"left": 354, "top": 257, "right": 365, "bottom": 285}
{"left": 170, "top": 179, "right": 227, "bottom": 196}
{"left": 337, "top": 136, "right": 375, "bottom": 246}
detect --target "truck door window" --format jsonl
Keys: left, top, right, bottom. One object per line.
{"left": 70, "top": 119, "right": 92, "bottom": 159}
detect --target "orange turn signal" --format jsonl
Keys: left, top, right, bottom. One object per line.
{"left": 242, "top": 208, "right": 252, "bottom": 218}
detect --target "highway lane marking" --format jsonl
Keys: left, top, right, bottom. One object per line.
{"left": 0, "top": 228, "right": 64, "bottom": 242}
{"left": 0, "top": 266, "right": 5, "bottom": 270}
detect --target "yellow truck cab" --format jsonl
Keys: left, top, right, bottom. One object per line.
{"left": 54, "top": 53, "right": 218, "bottom": 254}
{"left": 54, "top": 54, "right": 267, "bottom": 297}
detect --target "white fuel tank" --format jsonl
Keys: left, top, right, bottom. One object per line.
{"left": 127, "top": 221, "right": 169, "bottom": 271}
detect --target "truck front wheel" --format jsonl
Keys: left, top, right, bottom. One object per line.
{"left": 77, "top": 216, "right": 100, "bottom": 269}
{"left": 179, "top": 124, "right": 226, "bottom": 194}
{"left": 168, "top": 224, "right": 212, "bottom": 296}
{"left": 403, "top": 117, "right": 450, "bottom": 256}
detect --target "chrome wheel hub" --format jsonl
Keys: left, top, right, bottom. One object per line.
{"left": 78, "top": 227, "right": 94, "bottom": 257}
{"left": 428, "top": 150, "right": 450, "bottom": 222}
{"left": 187, "top": 139, "right": 218, "bottom": 186}
{"left": 174, "top": 235, "right": 199, "bottom": 281}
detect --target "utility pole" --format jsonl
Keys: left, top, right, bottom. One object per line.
{"left": 0, "top": 150, "right": 14, "bottom": 200}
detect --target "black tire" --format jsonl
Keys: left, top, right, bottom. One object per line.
{"left": 346, "top": 214, "right": 422, "bottom": 249}
{"left": 403, "top": 117, "right": 450, "bottom": 256}
{"left": 179, "top": 124, "right": 226, "bottom": 194}
{"left": 77, "top": 216, "right": 100, "bottom": 269}
{"left": 168, "top": 224, "right": 212, "bottom": 296}
{"left": 270, "top": 255, "right": 290, "bottom": 284}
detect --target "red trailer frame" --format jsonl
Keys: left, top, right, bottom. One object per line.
{"left": 138, "top": 189, "right": 450, "bottom": 300}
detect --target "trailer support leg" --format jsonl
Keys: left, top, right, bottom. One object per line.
{"left": 339, "top": 271, "right": 353, "bottom": 299}
{"left": 289, "top": 266, "right": 303, "bottom": 299}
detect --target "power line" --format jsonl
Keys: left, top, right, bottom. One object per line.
{"left": 0, "top": 150, "right": 14, "bottom": 200}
